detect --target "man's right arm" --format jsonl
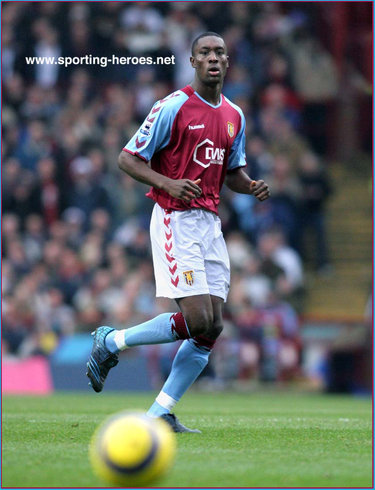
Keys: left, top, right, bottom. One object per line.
{"left": 118, "top": 151, "right": 202, "bottom": 203}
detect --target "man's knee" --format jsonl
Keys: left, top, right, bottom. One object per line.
{"left": 206, "top": 322, "right": 223, "bottom": 340}
{"left": 176, "top": 294, "right": 215, "bottom": 337}
{"left": 184, "top": 309, "right": 213, "bottom": 337}
{"left": 193, "top": 321, "right": 223, "bottom": 351}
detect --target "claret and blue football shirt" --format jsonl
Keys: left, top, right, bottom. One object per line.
{"left": 124, "top": 85, "right": 247, "bottom": 214}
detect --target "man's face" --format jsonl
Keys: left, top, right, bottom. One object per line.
{"left": 190, "top": 36, "right": 229, "bottom": 86}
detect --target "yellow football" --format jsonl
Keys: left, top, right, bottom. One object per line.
{"left": 89, "top": 411, "right": 176, "bottom": 486}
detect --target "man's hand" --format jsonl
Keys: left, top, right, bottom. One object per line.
{"left": 225, "top": 168, "right": 270, "bottom": 200}
{"left": 250, "top": 180, "right": 270, "bottom": 201}
{"left": 163, "top": 178, "right": 202, "bottom": 203}
{"left": 118, "top": 152, "right": 202, "bottom": 203}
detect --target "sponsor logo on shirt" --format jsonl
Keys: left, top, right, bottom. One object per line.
{"left": 189, "top": 124, "right": 205, "bottom": 130}
{"left": 193, "top": 139, "right": 225, "bottom": 168}
{"left": 140, "top": 121, "right": 153, "bottom": 136}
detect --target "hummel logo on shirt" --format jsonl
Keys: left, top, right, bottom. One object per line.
{"left": 188, "top": 124, "right": 205, "bottom": 130}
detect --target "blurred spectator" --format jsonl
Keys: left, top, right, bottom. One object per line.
{"left": 226, "top": 231, "right": 253, "bottom": 269}
{"left": 2, "top": 24, "right": 18, "bottom": 82}
{"left": 35, "top": 157, "right": 63, "bottom": 226}
{"left": 224, "top": 66, "right": 253, "bottom": 101}
{"left": 23, "top": 214, "right": 46, "bottom": 264}
{"left": 35, "top": 287, "right": 75, "bottom": 340}
{"left": 288, "top": 32, "right": 339, "bottom": 154}
{"left": 66, "top": 156, "right": 112, "bottom": 228}
{"left": 61, "top": 208, "right": 85, "bottom": 249}
{"left": 246, "top": 134, "right": 274, "bottom": 180}
{"left": 55, "top": 247, "right": 85, "bottom": 304}
{"left": 257, "top": 227, "right": 304, "bottom": 311}
{"left": 3, "top": 158, "right": 22, "bottom": 208}
{"left": 3, "top": 74, "right": 25, "bottom": 114}
{"left": 32, "top": 23, "right": 62, "bottom": 88}
{"left": 297, "top": 151, "right": 333, "bottom": 272}
{"left": 165, "top": 5, "right": 205, "bottom": 87}
{"left": 234, "top": 288, "right": 300, "bottom": 382}
{"left": 260, "top": 83, "right": 301, "bottom": 130}
{"left": 121, "top": 3, "right": 164, "bottom": 36}
{"left": 14, "top": 119, "right": 52, "bottom": 171}
{"left": 265, "top": 152, "right": 301, "bottom": 247}
{"left": 2, "top": 296, "right": 30, "bottom": 356}
{"left": 3, "top": 172, "right": 41, "bottom": 227}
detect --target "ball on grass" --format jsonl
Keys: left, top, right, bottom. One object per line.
{"left": 89, "top": 411, "right": 176, "bottom": 487}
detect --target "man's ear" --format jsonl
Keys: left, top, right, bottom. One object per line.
{"left": 226, "top": 55, "right": 229, "bottom": 68}
{"left": 190, "top": 56, "right": 196, "bottom": 68}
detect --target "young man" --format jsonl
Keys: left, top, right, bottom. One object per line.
{"left": 86, "top": 32, "right": 270, "bottom": 433}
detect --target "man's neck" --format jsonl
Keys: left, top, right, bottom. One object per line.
{"left": 190, "top": 81, "right": 222, "bottom": 106}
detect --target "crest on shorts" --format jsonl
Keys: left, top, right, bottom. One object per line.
{"left": 183, "top": 270, "right": 194, "bottom": 286}
{"left": 227, "top": 121, "right": 234, "bottom": 138}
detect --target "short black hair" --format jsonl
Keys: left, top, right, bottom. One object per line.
{"left": 191, "top": 31, "right": 224, "bottom": 56}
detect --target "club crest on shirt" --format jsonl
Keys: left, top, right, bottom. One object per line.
{"left": 183, "top": 270, "right": 194, "bottom": 286}
{"left": 227, "top": 121, "right": 234, "bottom": 138}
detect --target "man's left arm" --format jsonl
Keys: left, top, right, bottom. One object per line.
{"left": 226, "top": 110, "right": 270, "bottom": 202}
{"left": 225, "top": 167, "right": 270, "bottom": 201}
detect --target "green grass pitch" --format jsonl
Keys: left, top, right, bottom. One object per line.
{"left": 2, "top": 391, "right": 372, "bottom": 488}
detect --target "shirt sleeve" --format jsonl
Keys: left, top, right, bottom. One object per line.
{"left": 123, "top": 99, "right": 179, "bottom": 162}
{"left": 227, "top": 111, "right": 247, "bottom": 171}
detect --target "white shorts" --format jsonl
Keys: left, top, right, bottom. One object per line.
{"left": 150, "top": 203, "right": 230, "bottom": 301}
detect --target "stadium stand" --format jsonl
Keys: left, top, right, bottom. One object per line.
{"left": 2, "top": 2, "right": 371, "bottom": 391}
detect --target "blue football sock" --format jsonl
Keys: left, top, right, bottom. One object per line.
{"left": 147, "top": 339, "right": 210, "bottom": 417}
{"left": 105, "top": 313, "right": 190, "bottom": 353}
{"left": 147, "top": 400, "right": 169, "bottom": 418}
{"left": 104, "top": 332, "right": 120, "bottom": 354}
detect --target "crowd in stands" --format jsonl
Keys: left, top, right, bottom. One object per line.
{"left": 2, "top": 2, "right": 337, "bottom": 383}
